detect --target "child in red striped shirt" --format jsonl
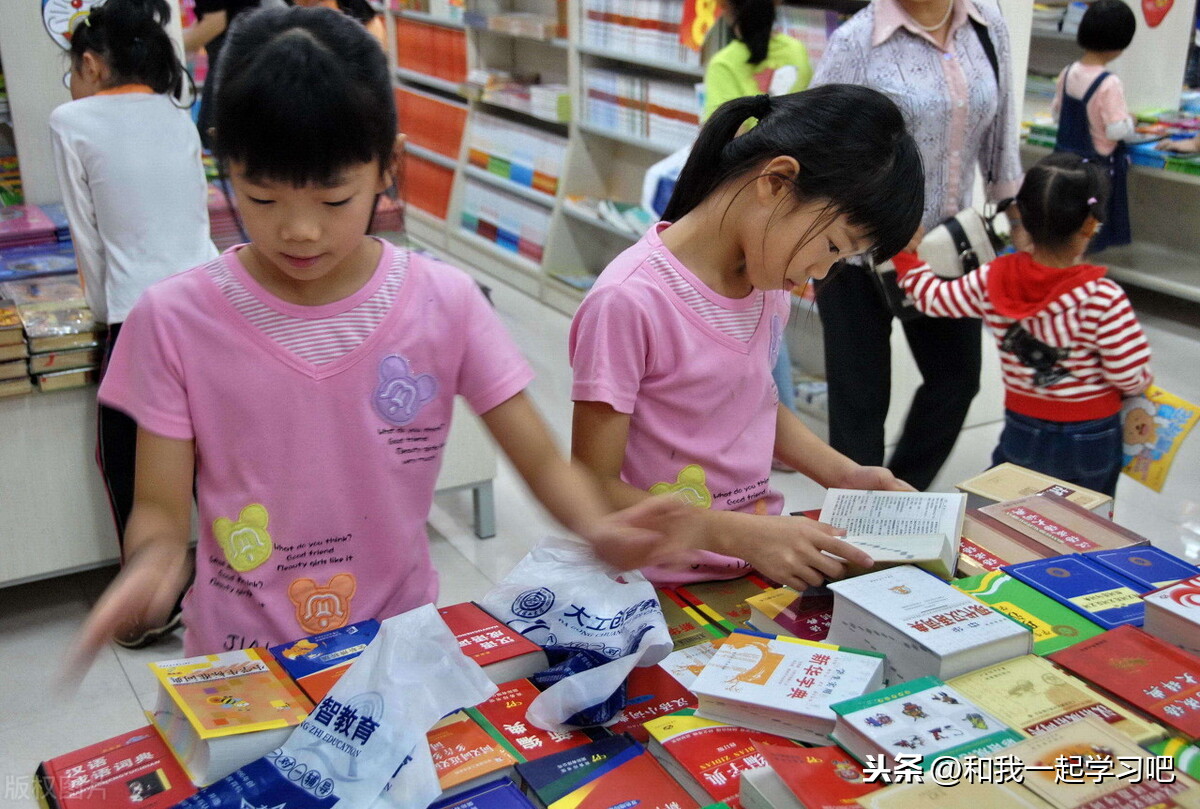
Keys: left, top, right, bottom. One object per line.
{"left": 895, "top": 151, "right": 1151, "bottom": 496}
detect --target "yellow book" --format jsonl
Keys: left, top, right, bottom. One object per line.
{"left": 947, "top": 654, "right": 1165, "bottom": 746}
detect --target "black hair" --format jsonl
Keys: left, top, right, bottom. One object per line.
{"left": 69, "top": 0, "right": 191, "bottom": 103}
{"left": 335, "top": 0, "right": 380, "bottom": 25}
{"left": 663, "top": 85, "right": 924, "bottom": 264}
{"left": 1077, "top": 0, "right": 1136, "bottom": 52}
{"left": 1016, "top": 152, "right": 1109, "bottom": 251}
{"left": 726, "top": 0, "right": 775, "bottom": 64}
{"left": 213, "top": 5, "right": 396, "bottom": 188}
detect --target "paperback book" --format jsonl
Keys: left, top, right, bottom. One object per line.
{"left": 957, "top": 509, "right": 1064, "bottom": 578}
{"left": 978, "top": 493, "right": 1150, "bottom": 557}
{"left": 1143, "top": 573, "right": 1200, "bottom": 656}
{"left": 956, "top": 462, "right": 1112, "bottom": 515}
{"left": 466, "top": 678, "right": 594, "bottom": 762}
{"left": 744, "top": 587, "right": 832, "bottom": 641}
{"left": 825, "top": 565, "right": 1032, "bottom": 684}
{"left": 428, "top": 778, "right": 537, "bottom": 809}
{"left": 429, "top": 711, "right": 521, "bottom": 798}
{"left": 603, "top": 662, "right": 698, "bottom": 741}
{"left": 951, "top": 571, "right": 1105, "bottom": 656}
{"left": 439, "top": 602, "right": 550, "bottom": 684}
{"left": 0, "top": 241, "right": 77, "bottom": 281}
{"left": 658, "top": 640, "right": 720, "bottom": 690}
{"left": 689, "top": 629, "right": 886, "bottom": 744}
{"left": 658, "top": 586, "right": 728, "bottom": 649}
{"left": 1003, "top": 554, "right": 1147, "bottom": 630}
{"left": 267, "top": 618, "right": 379, "bottom": 702}
{"left": 675, "top": 575, "right": 776, "bottom": 634}
{"left": 1122, "top": 385, "right": 1200, "bottom": 492}
{"left": 818, "top": 489, "right": 966, "bottom": 578}
{"left": 1084, "top": 546, "right": 1200, "bottom": 591}
{"left": 546, "top": 746, "right": 701, "bottom": 809}
{"left": 740, "top": 743, "right": 882, "bottom": 809}
{"left": 514, "top": 734, "right": 640, "bottom": 806}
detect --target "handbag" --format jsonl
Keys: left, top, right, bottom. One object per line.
{"left": 919, "top": 203, "right": 1011, "bottom": 279}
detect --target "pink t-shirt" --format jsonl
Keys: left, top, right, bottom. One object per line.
{"left": 99, "top": 240, "right": 533, "bottom": 654}
{"left": 569, "top": 223, "right": 790, "bottom": 586}
{"left": 1051, "top": 62, "right": 1131, "bottom": 157}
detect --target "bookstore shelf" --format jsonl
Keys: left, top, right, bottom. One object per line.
{"left": 561, "top": 199, "right": 638, "bottom": 240}
{"left": 575, "top": 121, "right": 679, "bottom": 155}
{"left": 395, "top": 8, "right": 466, "bottom": 28}
{"left": 1022, "top": 143, "right": 1200, "bottom": 189}
{"left": 456, "top": 227, "right": 543, "bottom": 276}
{"left": 471, "top": 24, "right": 570, "bottom": 49}
{"left": 477, "top": 97, "right": 570, "bottom": 127}
{"left": 575, "top": 43, "right": 706, "bottom": 78}
{"left": 407, "top": 142, "right": 460, "bottom": 171}
{"left": 395, "top": 67, "right": 465, "bottom": 97}
{"left": 463, "top": 163, "right": 557, "bottom": 207}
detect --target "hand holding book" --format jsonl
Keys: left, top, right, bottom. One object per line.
{"left": 731, "top": 514, "right": 874, "bottom": 590}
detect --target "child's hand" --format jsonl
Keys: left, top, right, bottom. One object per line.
{"left": 579, "top": 495, "right": 700, "bottom": 571}
{"left": 741, "top": 516, "right": 874, "bottom": 590}
{"left": 60, "top": 541, "right": 191, "bottom": 692}
{"left": 837, "top": 465, "right": 916, "bottom": 492}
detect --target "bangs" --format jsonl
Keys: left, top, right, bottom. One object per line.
{"left": 820, "top": 138, "right": 924, "bottom": 264}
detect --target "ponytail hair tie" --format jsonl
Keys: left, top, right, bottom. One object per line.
{"left": 751, "top": 93, "right": 772, "bottom": 120}
{"left": 1087, "top": 197, "right": 1098, "bottom": 205}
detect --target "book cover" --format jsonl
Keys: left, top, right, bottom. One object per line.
{"left": 547, "top": 747, "right": 701, "bottom": 809}
{"left": 946, "top": 653, "right": 1165, "bottom": 744}
{"left": 267, "top": 618, "right": 379, "bottom": 702}
{"left": 148, "top": 648, "right": 312, "bottom": 740}
{"left": 514, "top": 735, "right": 639, "bottom": 806}
{"left": 1049, "top": 625, "right": 1200, "bottom": 739}
{"left": 438, "top": 601, "right": 548, "bottom": 678}
{"left": 1150, "top": 737, "right": 1200, "bottom": 780}
{"left": 690, "top": 629, "right": 886, "bottom": 744}
{"left": 818, "top": 490, "right": 967, "bottom": 554}
{"left": 957, "top": 509, "right": 1063, "bottom": 578}
{"left": 825, "top": 565, "right": 1032, "bottom": 684}
{"left": 956, "top": 462, "right": 1112, "bottom": 514}
{"left": 429, "top": 711, "right": 520, "bottom": 793}
{"left": 604, "top": 662, "right": 698, "bottom": 742}
{"left": 1, "top": 276, "right": 85, "bottom": 305}
{"left": 857, "top": 779, "right": 1053, "bottom": 809}
{"left": 466, "top": 678, "right": 593, "bottom": 762}
{"left": 644, "top": 709, "right": 801, "bottom": 808}
{"left": 658, "top": 587, "right": 727, "bottom": 649}
{"left": 829, "top": 676, "right": 1023, "bottom": 768}
{"left": 1122, "top": 386, "right": 1200, "bottom": 492}
{"left": 34, "top": 725, "right": 195, "bottom": 809}
{"left": 0, "top": 204, "right": 57, "bottom": 243}
{"left": 428, "top": 778, "right": 536, "bottom": 809}
{"left": 979, "top": 493, "right": 1150, "bottom": 556}
{"left": 0, "top": 242, "right": 77, "bottom": 282}
{"left": 1143, "top": 574, "right": 1200, "bottom": 656}
{"left": 744, "top": 586, "right": 833, "bottom": 641}
{"left": 658, "top": 641, "right": 720, "bottom": 690}
{"left": 1086, "top": 546, "right": 1200, "bottom": 591}
{"left": 1003, "top": 555, "right": 1147, "bottom": 630}
{"left": 675, "top": 575, "right": 775, "bottom": 633}
{"left": 952, "top": 571, "right": 1106, "bottom": 655}
{"left": 839, "top": 534, "right": 958, "bottom": 580}
{"left": 18, "top": 302, "right": 94, "bottom": 340}
{"left": 753, "top": 743, "right": 883, "bottom": 809}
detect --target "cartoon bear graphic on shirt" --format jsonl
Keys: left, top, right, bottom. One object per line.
{"left": 373, "top": 354, "right": 437, "bottom": 426}
{"left": 649, "top": 464, "right": 713, "bottom": 508}
{"left": 289, "top": 573, "right": 357, "bottom": 635}
{"left": 213, "top": 503, "right": 273, "bottom": 572}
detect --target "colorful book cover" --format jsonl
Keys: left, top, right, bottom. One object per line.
{"left": 829, "top": 676, "right": 1023, "bottom": 768}
{"left": 34, "top": 725, "right": 195, "bottom": 808}
{"left": 547, "top": 747, "right": 700, "bottom": 809}
{"left": 1143, "top": 573, "right": 1200, "bottom": 656}
{"left": 148, "top": 648, "right": 313, "bottom": 739}
{"left": 2, "top": 276, "right": 85, "bottom": 305}
{"left": 514, "top": 735, "right": 639, "bottom": 806}
{"left": 957, "top": 462, "right": 1111, "bottom": 512}
{"left": 438, "top": 602, "right": 546, "bottom": 667}
{"left": 428, "top": 778, "right": 536, "bottom": 809}
{"left": 466, "top": 679, "right": 593, "bottom": 762}
{"left": 1122, "top": 386, "right": 1200, "bottom": 492}
{"left": 744, "top": 586, "right": 833, "bottom": 641}
{"left": 658, "top": 587, "right": 726, "bottom": 649}
{"left": 658, "top": 641, "right": 720, "bottom": 690}
{"left": 0, "top": 297, "right": 21, "bottom": 332}
{"left": 428, "top": 711, "right": 520, "bottom": 792}
{"left": 946, "top": 653, "right": 1165, "bottom": 745}
{"left": 753, "top": 743, "right": 883, "bottom": 809}
{"left": 267, "top": 618, "right": 379, "bottom": 702}
{"left": 0, "top": 242, "right": 77, "bottom": 281}
{"left": 0, "top": 204, "right": 56, "bottom": 243}
{"left": 1086, "top": 546, "right": 1200, "bottom": 591}
{"left": 1049, "top": 625, "right": 1200, "bottom": 740}
{"left": 952, "top": 571, "right": 1106, "bottom": 655}
{"left": 604, "top": 662, "right": 698, "bottom": 742}
{"left": 1003, "top": 555, "right": 1147, "bottom": 630}
{"left": 644, "top": 709, "right": 801, "bottom": 808}
{"left": 1150, "top": 737, "right": 1200, "bottom": 780}
{"left": 675, "top": 575, "right": 775, "bottom": 633}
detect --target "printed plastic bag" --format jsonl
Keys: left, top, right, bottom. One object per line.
{"left": 177, "top": 604, "right": 496, "bottom": 809}
{"left": 477, "top": 535, "right": 671, "bottom": 732}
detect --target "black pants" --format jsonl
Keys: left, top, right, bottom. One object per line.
{"left": 97, "top": 322, "right": 137, "bottom": 557}
{"left": 816, "top": 263, "right": 982, "bottom": 492}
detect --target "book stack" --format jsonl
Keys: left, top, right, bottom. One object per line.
{"left": 437, "top": 601, "right": 550, "bottom": 684}
{"left": 1003, "top": 555, "right": 1148, "bottom": 630}
{"left": 466, "top": 113, "right": 569, "bottom": 197}
{"left": 580, "top": 0, "right": 701, "bottom": 69}
{"left": 0, "top": 203, "right": 57, "bottom": 249}
{"left": 1, "top": 276, "right": 102, "bottom": 393}
{"left": 459, "top": 177, "right": 551, "bottom": 263}
{"left": 582, "top": 67, "right": 700, "bottom": 150}
{"left": 39, "top": 202, "right": 73, "bottom": 242}
{"left": 0, "top": 296, "right": 29, "bottom": 398}
{"left": 1143, "top": 573, "right": 1200, "bottom": 656}
{"left": 0, "top": 241, "right": 77, "bottom": 282}
{"left": 744, "top": 586, "right": 834, "bottom": 642}
{"left": 268, "top": 618, "right": 380, "bottom": 701}
{"left": 396, "top": 19, "right": 468, "bottom": 84}
{"left": 429, "top": 711, "right": 522, "bottom": 799}
{"left": 956, "top": 462, "right": 1113, "bottom": 515}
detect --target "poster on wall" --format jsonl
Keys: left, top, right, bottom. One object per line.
{"left": 1143, "top": 0, "right": 1175, "bottom": 28}
{"left": 43, "top": 0, "right": 105, "bottom": 51}
{"left": 1122, "top": 385, "right": 1200, "bottom": 491}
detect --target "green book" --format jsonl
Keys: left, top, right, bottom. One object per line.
{"left": 1149, "top": 737, "right": 1200, "bottom": 780}
{"left": 951, "top": 570, "right": 1105, "bottom": 656}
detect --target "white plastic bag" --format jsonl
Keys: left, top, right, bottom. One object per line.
{"left": 477, "top": 535, "right": 671, "bottom": 732}
{"left": 641, "top": 143, "right": 693, "bottom": 217}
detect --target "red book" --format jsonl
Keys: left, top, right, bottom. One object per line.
{"left": 427, "top": 711, "right": 519, "bottom": 796}
{"left": 438, "top": 602, "right": 549, "bottom": 683}
{"left": 548, "top": 748, "right": 700, "bottom": 809}
{"left": 756, "top": 744, "right": 883, "bottom": 809}
{"left": 34, "top": 725, "right": 195, "bottom": 808}
{"left": 604, "top": 663, "right": 698, "bottom": 742}
{"left": 467, "top": 679, "right": 593, "bottom": 762}
{"left": 1049, "top": 625, "right": 1200, "bottom": 740}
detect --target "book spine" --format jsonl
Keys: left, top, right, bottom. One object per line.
{"left": 660, "top": 588, "right": 727, "bottom": 639}
{"left": 970, "top": 509, "right": 1064, "bottom": 558}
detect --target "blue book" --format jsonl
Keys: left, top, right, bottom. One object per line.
{"left": 429, "top": 778, "right": 535, "bottom": 809}
{"left": 515, "top": 735, "right": 640, "bottom": 805}
{"left": 267, "top": 618, "right": 379, "bottom": 702}
{"left": 1084, "top": 546, "right": 1200, "bottom": 591}
{"left": 1003, "top": 555, "right": 1146, "bottom": 630}
{"left": 39, "top": 202, "right": 73, "bottom": 240}
{"left": 0, "top": 242, "right": 76, "bottom": 282}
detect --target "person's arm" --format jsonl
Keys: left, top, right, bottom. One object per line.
{"left": 893, "top": 251, "right": 990, "bottom": 319}
{"left": 183, "top": 8, "right": 227, "bottom": 55}
{"left": 65, "top": 430, "right": 195, "bottom": 684}
{"left": 572, "top": 399, "right": 874, "bottom": 590}
{"left": 1092, "top": 283, "right": 1153, "bottom": 396}
{"left": 49, "top": 116, "right": 108, "bottom": 320}
{"left": 1096, "top": 76, "right": 1136, "bottom": 142}
{"left": 481, "top": 391, "right": 693, "bottom": 572}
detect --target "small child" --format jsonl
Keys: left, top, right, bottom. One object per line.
{"left": 51, "top": 0, "right": 217, "bottom": 648}
{"left": 897, "top": 152, "right": 1152, "bottom": 497}
{"left": 1052, "top": 0, "right": 1137, "bottom": 251}
{"left": 570, "top": 85, "right": 924, "bottom": 592}
{"left": 68, "top": 5, "right": 686, "bottom": 673}
{"left": 703, "top": 0, "right": 812, "bottom": 121}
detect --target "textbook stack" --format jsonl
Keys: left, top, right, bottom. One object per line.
{"left": 466, "top": 112, "right": 568, "bottom": 198}
{"left": 459, "top": 177, "right": 552, "bottom": 263}
{"left": 582, "top": 67, "right": 701, "bottom": 150}
{"left": 0, "top": 296, "right": 29, "bottom": 397}
{"left": 0, "top": 276, "right": 102, "bottom": 393}
{"left": 579, "top": 0, "right": 701, "bottom": 70}
{"left": 0, "top": 203, "right": 57, "bottom": 249}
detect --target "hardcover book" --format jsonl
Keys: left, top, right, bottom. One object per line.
{"left": 1143, "top": 573, "right": 1200, "bottom": 656}
{"left": 429, "top": 711, "right": 521, "bottom": 798}
{"left": 0, "top": 358, "right": 28, "bottom": 380}
{"left": 1049, "top": 625, "right": 1200, "bottom": 740}
{"left": 34, "top": 725, "right": 196, "bottom": 809}
{"left": 946, "top": 653, "right": 1166, "bottom": 744}
{"left": 1003, "top": 555, "right": 1147, "bottom": 630}
{"left": 267, "top": 618, "right": 379, "bottom": 702}
{"left": 829, "top": 676, "right": 1022, "bottom": 769}
{"left": 428, "top": 778, "right": 537, "bottom": 809}
{"left": 644, "top": 709, "right": 802, "bottom": 809}
{"left": 979, "top": 493, "right": 1149, "bottom": 557}
{"left": 658, "top": 586, "right": 728, "bottom": 649}
{"left": 744, "top": 587, "right": 832, "bottom": 641}
{"left": 689, "top": 629, "right": 886, "bottom": 745}
{"left": 0, "top": 341, "right": 27, "bottom": 362}
{"left": 546, "top": 746, "right": 701, "bottom": 809}
{"left": 1085, "top": 546, "right": 1200, "bottom": 591}
{"left": 952, "top": 571, "right": 1105, "bottom": 656}
{"left": 514, "top": 735, "right": 639, "bottom": 806}
{"left": 36, "top": 366, "right": 97, "bottom": 392}
{"left": 0, "top": 375, "right": 32, "bottom": 398}
{"left": 957, "top": 509, "right": 1063, "bottom": 578}
{"left": 956, "top": 462, "right": 1112, "bottom": 515}
{"left": 825, "top": 565, "right": 1032, "bottom": 684}
{"left": 466, "top": 678, "right": 594, "bottom": 763}
{"left": 438, "top": 602, "right": 549, "bottom": 684}
{"left": 147, "top": 648, "right": 314, "bottom": 786}
{"left": 603, "top": 662, "right": 698, "bottom": 742}
{"left": 745, "top": 743, "right": 883, "bottom": 809}
{"left": 675, "top": 575, "right": 776, "bottom": 633}
{"left": 818, "top": 490, "right": 967, "bottom": 577}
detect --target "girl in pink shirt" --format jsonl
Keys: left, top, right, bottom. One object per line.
{"left": 571, "top": 86, "right": 924, "bottom": 591}
{"left": 67, "top": 5, "right": 687, "bottom": 670}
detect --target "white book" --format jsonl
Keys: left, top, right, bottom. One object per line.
{"left": 657, "top": 640, "right": 719, "bottom": 690}
{"left": 1142, "top": 574, "right": 1200, "bottom": 657}
{"left": 739, "top": 766, "right": 803, "bottom": 809}
{"left": 690, "top": 630, "right": 886, "bottom": 745}
{"left": 819, "top": 490, "right": 966, "bottom": 564}
{"left": 826, "top": 565, "right": 1032, "bottom": 684}
{"left": 838, "top": 533, "right": 958, "bottom": 580}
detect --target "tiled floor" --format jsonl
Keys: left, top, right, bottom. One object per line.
{"left": 2, "top": 264, "right": 1198, "bottom": 806}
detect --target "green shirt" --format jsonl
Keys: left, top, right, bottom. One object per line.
{"left": 702, "top": 33, "right": 812, "bottom": 121}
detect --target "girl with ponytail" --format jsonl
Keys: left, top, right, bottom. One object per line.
{"left": 52, "top": 0, "right": 216, "bottom": 648}
{"left": 570, "top": 84, "right": 925, "bottom": 591}
{"left": 702, "top": 0, "right": 811, "bottom": 121}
